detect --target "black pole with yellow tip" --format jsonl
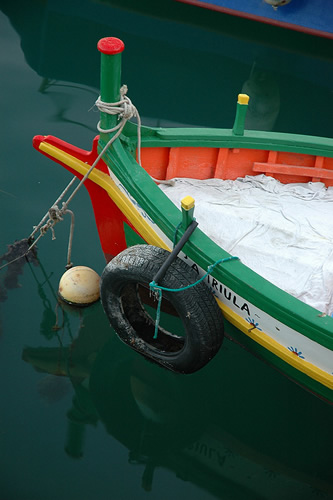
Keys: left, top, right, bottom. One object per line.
{"left": 152, "top": 197, "right": 198, "bottom": 285}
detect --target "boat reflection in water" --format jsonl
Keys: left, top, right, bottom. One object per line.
{"left": 22, "top": 296, "right": 332, "bottom": 500}
{"left": 2, "top": 0, "right": 333, "bottom": 134}
{"left": 241, "top": 64, "right": 280, "bottom": 131}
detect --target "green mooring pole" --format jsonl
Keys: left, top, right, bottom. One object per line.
{"left": 97, "top": 37, "right": 125, "bottom": 138}
{"left": 232, "top": 93, "right": 249, "bottom": 136}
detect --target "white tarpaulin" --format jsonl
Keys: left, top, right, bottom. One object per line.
{"left": 160, "top": 175, "right": 333, "bottom": 315}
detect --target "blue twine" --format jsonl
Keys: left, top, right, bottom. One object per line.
{"left": 172, "top": 222, "right": 182, "bottom": 248}
{"left": 149, "top": 255, "right": 239, "bottom": 339}
{"left": 153, "top": 288, "right": 163, "bottom": 339}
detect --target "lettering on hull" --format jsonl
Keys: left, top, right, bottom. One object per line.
{"left": 183, "top": 255, "right": 251, "bottom": 317}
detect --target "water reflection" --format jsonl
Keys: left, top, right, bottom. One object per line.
{"left": 1, "top": 1, "right": 333, "bottom": 498}
{"left": 22, "top": 285, "right": 333, "bottom": 499}
{"left": 2, "top": 0, "right": 333, "bottom": 134}
{"left": 241, "top": 64, "right": 280, "bottom": 131}
{"left": 39, "top": 78, "right": 98, "bottom": 132}
{"left": 0, "top": 240, "right": 38, "bottom": 303}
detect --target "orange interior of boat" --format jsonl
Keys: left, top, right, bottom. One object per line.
{"left": 140, "top": 147, "right": 333, "bottom": 187}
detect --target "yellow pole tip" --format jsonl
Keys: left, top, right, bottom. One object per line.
{"left": 181, "top": 195, "right": 195, "bottom": 210}
{"left": 238, "top": 94, "right": 250, "bottom": 105}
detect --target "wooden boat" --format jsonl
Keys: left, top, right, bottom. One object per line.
{"left": 177, "top": 0, "right": 333, "bottom": 39}
{"left": 33, "top": 37, "right": 333, "bottom": 403}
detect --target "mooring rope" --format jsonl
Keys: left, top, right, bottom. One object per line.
{"left": 96, "top": 85, "right": 173, "bottom": 186}
{"left": 1, "top": 84, "right": 172, "bottom": 271}
{"left": 149, "top": 255, "right": 239, "bottom": 339}
{"left": 172, "top": 222, "right": 183, "bottom": 248}
{"left": 0, "top": 203, "right": 76, "bottom": 272}
{"left": 96, "top": 84, "right": 141, "bottom": 161}
{"left": 20, "top": 88, "right": 136, "bottom": 264}
{"left": 30, "top": 176, "right": 77, "bottom": 241}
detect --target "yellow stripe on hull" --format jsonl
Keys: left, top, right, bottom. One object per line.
{"left": 217, "top": 298, "right": 333, "bottom": 390}
{"left": 39, "top": 142, "right": 171, "bottom": 252}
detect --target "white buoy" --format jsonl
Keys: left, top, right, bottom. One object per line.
{"left": 58, "top": 266, "right": 100, "bottom": 306}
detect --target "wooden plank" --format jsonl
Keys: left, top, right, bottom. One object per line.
{"left": 253, "top": 162, "right": 333, "bottom": 180}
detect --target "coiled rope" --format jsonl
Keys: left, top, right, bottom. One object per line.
{"left": 95, "top": 85, "right": 173, "bottom": 186}
{"left": 96, "top": 84, "right": 141, "bottom": 161}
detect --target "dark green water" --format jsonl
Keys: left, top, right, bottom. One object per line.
{"left": 0, "top": 1, "right": 332, "bottom": 499}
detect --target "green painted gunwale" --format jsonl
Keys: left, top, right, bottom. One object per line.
{"left": 123, "top": 121, "right": 333, "bottom": 156}
{"left": 98, "top": 126, "right": 333, "bottom": 353}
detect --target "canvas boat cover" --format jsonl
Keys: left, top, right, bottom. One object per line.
{"left": 160, "top": 175, "right": 333, "bottom": 316}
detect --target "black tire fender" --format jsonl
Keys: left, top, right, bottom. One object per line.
{"left": 100, "top": 244, "right": 224, "bottom": 373}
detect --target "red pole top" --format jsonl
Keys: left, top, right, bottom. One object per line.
{"left": 97, "top": 37, "right": 125, "bottom": 55}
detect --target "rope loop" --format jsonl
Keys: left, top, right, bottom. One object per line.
{"left": 149, "top": 255, "right": 239, "bottom": 338}
{"left": 1, "top": 83, "right": 171, "bottom": 272}
{"left": 48, "top": 205, "right": 63, "bottom": 223}
{"left": 95, "top": 85, "right": 139, "bottom": 134}
{"left": 40, "top": 223, "right": 50, "bottom": 236}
